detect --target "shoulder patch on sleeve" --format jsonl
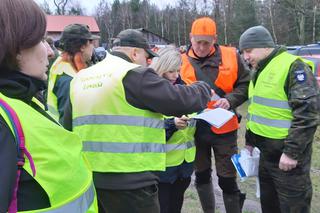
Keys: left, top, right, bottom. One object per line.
{"left": 294, "top": 70, "right": 306, "bottom": 83}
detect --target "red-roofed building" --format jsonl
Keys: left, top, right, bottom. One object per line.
{"left": 46, "top": 15, "right": 100, "bottom": 43}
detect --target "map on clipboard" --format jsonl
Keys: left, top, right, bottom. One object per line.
{"left": 193, "top": 108, "right": 234, "bottom": 128}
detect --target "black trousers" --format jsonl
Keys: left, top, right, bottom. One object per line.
{"left": 96, "top": 185, "right": 160, "bottom": 213}
{"left": 158, "top": 177, "right": 191, "bottom": 213}
{"left": 194, "top": 122, "right": 238, "bottom": 178}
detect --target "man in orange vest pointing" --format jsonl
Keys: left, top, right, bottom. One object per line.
{"left": 180, "top": 17, "right": 250, "bottom": 213}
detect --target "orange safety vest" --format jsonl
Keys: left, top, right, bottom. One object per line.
{"left": 180, "top": 45, "right": 239, "bottom": 134}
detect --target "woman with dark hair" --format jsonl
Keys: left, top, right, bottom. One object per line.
{"left": 47, "top": 24, "right": 100, "bottom": 122}
{"left": 0, "top": 0, "right": 98, "bottom": 212}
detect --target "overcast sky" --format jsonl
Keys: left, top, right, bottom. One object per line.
{"left": 35, "top": 0, "right": 176, "bottom": 15}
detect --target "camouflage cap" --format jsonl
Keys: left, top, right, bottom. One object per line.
{"left": 113, "top": 29, "right": 158, "bottom": 58}
{"left": 60, "top": 24, "right": 100, "bottom": 41}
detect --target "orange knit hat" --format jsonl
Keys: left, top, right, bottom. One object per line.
{"left": 191, "top": 17, "right": 216, "bottom": 43}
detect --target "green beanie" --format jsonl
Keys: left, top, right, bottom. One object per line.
{"left": 239, "top": 25, "right": 275, "bottom": 51}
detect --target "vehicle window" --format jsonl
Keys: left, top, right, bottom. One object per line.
{"left": 310, "top": 48, "right": 320, "bottom": 55}
{"left": 298, "top": 48, "right": 320, "bottom": 56}
{"left": 287, "top": 49, "right": 297, "bottom": 54}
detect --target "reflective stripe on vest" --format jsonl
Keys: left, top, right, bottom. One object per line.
{"left": 44, "top": 183, "right": 95, "bottom": 213}
{"left": 247, "top": 113, "right": 292, "bottom": 128}
{"left": 249, "top": 96, "right": 290, "bottom": 109}
{"left": 164, "top": 117, "right": 196, "bottom": 167}
{"left": 83, "top": 141, "right": 166, "bottom": 153}
{"left": 73, "top": 115, "right": 164, "bottom": 129}
{"left": 246, "top": 52, "right": 313, "bottom": 139}
{"left": 71, "top": 54, "right": 166, "bottom": 173}
{"left": 166, "top": 140, "right": 194, "bottom": 152}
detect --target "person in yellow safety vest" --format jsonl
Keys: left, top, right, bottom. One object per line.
{"left": 62, "top": 29, "right": 213, "bottom": 213}
{"left": 149, "top": 47, "right": 197, "bottom": 213}
{"left": 0, "top": 1, "right": 98, "bottom": 212}
{"left": 240, "top": 25, "right": 320, "bottom": 213}
{"left": 47, "top": 23, "right": 100, "bottom": 122}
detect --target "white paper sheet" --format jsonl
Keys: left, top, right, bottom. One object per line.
{"left": 193, "top": 108, "right": 234, "bottom": 128}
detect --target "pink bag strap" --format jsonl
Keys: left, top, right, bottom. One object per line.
{"left": 0, "top": 98, "right": 36, "bottom": 213}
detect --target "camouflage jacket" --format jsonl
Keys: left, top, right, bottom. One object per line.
{"left": 247, "top": 46, "right": 320, "bottom": 161}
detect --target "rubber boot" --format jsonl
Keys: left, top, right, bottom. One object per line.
{"left": 195, "top": 182, "right": 215, "bottom": 213}
{"left": 223, "top": 192, "right": 242, "bottom": 213}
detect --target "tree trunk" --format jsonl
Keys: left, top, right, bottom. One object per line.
{"left": 223, "top": 3, "right": 228, "bottom": 44}
{"left": 183, "top": 10, "right": 187, "bottom": 45}
{"left": 161, "top": 12, "right": 164, "bottom": 37}
{"left": 313, "top": 4, "right": 317, "bottom": 43}
{"left": 226, "top": 0, "right": 233, "bottom": 45}
{"left": 269, "top": 0, "right": 277, "bottom": 43}
{"left": 299, "top": 14, "right": 305, "bottom": 44}
{"left": 177, "top": 10, "right": 181, "bottom": 46}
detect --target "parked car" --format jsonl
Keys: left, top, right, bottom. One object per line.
{"left": 287, "top": 43, "right": 320, "bottom": 58}
{"left": 287, "top": 44, "right": 320, "bottom": 86}
{"left": 286, "top": 45, "right": 303, "bottom": 54}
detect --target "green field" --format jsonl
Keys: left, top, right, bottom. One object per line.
{"left": 182, "top": 103, "right": 320, "bottom": 213}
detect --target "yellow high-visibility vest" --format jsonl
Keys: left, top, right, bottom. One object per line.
{"left": 47, "top": 57, "right": 76, "bottom": 121}
{"left": 247, "top": 51, "right": 314, "bottom": 139}
{"left": 71, "top": 54, "right": 166, "bottom": 172}
{"left": 0, "top": 93, "right": 98, "bottom": 213}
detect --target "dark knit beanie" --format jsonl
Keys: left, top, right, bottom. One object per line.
{"left": 239, "top": 25, "right": 275, "bottom": 51}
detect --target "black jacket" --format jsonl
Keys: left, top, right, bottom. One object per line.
{"left": 62, "top": 51, "right": 212, "bottom": 190}
{"left": 0, "top": 68, "right": 54, "bottom": 212}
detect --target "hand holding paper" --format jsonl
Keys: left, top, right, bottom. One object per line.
{"left": 213, "top": 98, "right": 230, "bottom": 109}
{"left": 174, "top": 116, "right": 189, "bottom": 130}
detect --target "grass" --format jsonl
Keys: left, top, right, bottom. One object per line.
{"left": 182, "top": 102, "right": 320, "bottom": 213}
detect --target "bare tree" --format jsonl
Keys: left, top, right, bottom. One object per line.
{"left": 54, "top": 0, "right": 69, "bottom": 15}
{"left": 281, "top": 0, "right": 308, "bottom": 44}
{"left": 68, "top": 0, "right": 85, "bottom": 15}
{"left": 312, "top": 0, "right": 320, "bottom": 42}
{"left": 268, "top": 0, "right": 277, "bottom": 43}
{"left": 221, "top": 0, "right": 234, "bottom": 45}
{"left": 218, "top": 0, "right": 229, "bottom": 44}
{"left": 95, "top": 0, "right": 113, "bottom": 45}
{"left": 40, "top": 0, "right": 52, "bottom": 14}
{"left": 141, "top": 0, "right": 150, "bottom": 28}
{"left": 176, "top": 8, "right": 181, "bottom": 46}
{"left": 91, "top": 0, "right": 320, "bottom": 46}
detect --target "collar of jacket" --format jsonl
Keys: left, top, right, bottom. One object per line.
{"left": 187, "top": 44, "right": 216, "bottom": 59}
{"left": 111, "top": 51, "right": 133, "bottom": 63}
{"left": 252, "top": 46, "right": 287, "bottom": 86}
{"left": 186, "top": 43, "right": 223, "bottom": 66}
{"left": 256, "top": 46, "right": 286, "bottom": 72}
{"left": 0, "top": 66, "right": 46, "bottom": 104}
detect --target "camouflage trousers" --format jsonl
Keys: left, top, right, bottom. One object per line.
{"left": 259, "top": 157, "right": 312, "bottom": 213}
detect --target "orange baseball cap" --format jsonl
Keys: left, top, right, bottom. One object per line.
{"left": 191, "top": 17, "right": 216, "bottom": 43}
